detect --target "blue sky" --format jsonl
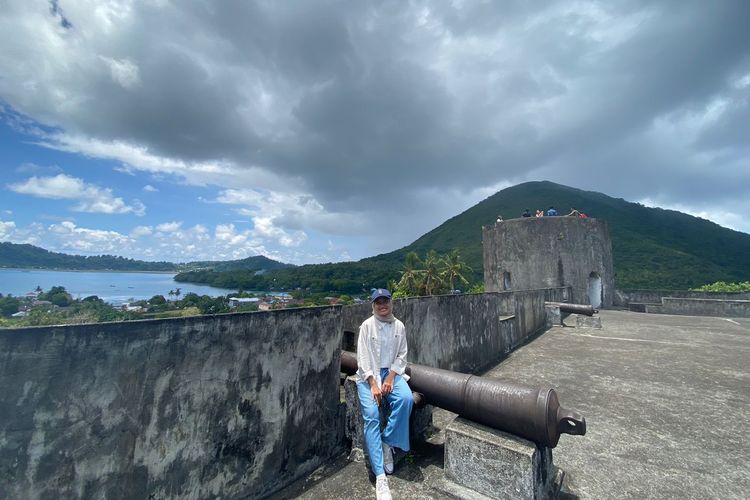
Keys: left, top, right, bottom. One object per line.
{"left": 1, "top": 1, "right": 749, "bottom": 265}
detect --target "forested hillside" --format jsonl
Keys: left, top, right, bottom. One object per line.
{"left": 387, "top": 181, "right": 750, "bottom": 289}
{"left": 7, "top": 181, "right": 749, "bottom": 291}
{"left": 176, "top": 181, "right": 750, "bottom": 292}
{"left": 0, "top": 242, "right": 291, "bottom": 274}
{"left": 0, "top": 242, "right": 177, "bottom": 272}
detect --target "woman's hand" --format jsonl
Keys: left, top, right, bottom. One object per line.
{"left": 369, "top": 377, "right": 383, "bottom": 405}
{"left": 381, "top": 371, "right": 396, "bottom": 396}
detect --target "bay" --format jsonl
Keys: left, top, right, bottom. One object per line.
{"left": 0, "top": 268, "right": 237, "bottom": 305}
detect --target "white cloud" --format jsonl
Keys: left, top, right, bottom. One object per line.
{"left": 216, "top": 188, "right": 364, "bottom": 237}
{"left": 100, "top": 56, "right": 141, "bottom": 89}
{"left": 0, "top": 220, "right": 17, "bottom": 239}
{"left": 143, "top": 184, "right": 158, "bottom": 192}
{"left": 48, "top": 220, "right": 132, "bottom": 253}
{"left": 1, "top": 0, "right": 748, "bottom": 264}
{"left": 1, "top": 218, "right": 281, "bottom": 262}
{"left": 155, "top": 221, "right": 182, "bottom": 233}
{"left": 8, "top": 174, "right": 146, "bottom": 216}
{"left": 130, "top": 225, "right": 153, "bottom": 237}
{"left": 215, "top": 224, "right": 251, "bottom": 245}
{"left": 15, "top": 163, "right": 62, "bottom": 175}
{"left": 638, "top": 198, "right": 748, "bottom": 234}
{"left": 248, "top": 217, "right": 306, "bottom": 248}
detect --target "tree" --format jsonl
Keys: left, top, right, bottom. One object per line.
{"left": 690, "top": 281, "right": 750, "bottom": 292}
{"left": 0, "top": 295, "right": 21, "bottom": 317}
{"left": 149, "top": 295, "right": 167, "bottom": 305}
{"left": 396, "top": 252, "right": 424, "bottom": 296}
{"left": 40, "top": 286, "right": 72, "bottom": 307}
{"left": 196, "top": 295, "right": 228, "bottom": 315}
{"left": 441, "top": 249, "right": 472, "bottom": 293}
{"left": 394, "top": 249, "right": 476, "bottom": 298}
{"left": 421, "top": 250, "right": 444, "bottom": 296}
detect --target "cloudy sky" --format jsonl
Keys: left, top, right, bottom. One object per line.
{"left": 1, "top": 1, "right": 748, "bottom": 265}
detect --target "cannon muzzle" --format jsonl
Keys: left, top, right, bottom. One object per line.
{"left": 546, "top": 301, "right": 597, "bottom": 316}
{"left": 340, "top": 351, "right": 585, "bottom": 448}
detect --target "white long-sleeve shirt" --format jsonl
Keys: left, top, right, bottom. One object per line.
{"left": 356, "top": 315, "right": 409, "bottom": 388}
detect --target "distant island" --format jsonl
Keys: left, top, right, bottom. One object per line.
{"left": 0, "top": 242, "right": 292, "bottom": 274}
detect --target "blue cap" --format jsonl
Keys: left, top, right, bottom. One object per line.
{"left": 370, "top": 288, "right": 392, "bottom": 302}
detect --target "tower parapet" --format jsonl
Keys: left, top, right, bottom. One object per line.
{"left": 483, "top": 217, "right": 614, "bottom": 307}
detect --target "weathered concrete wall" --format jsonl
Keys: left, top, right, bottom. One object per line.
{"left": 656, "top": 297, "right": 750, "bottom": 318}
{"left": 483, "top": 217, "right": 614, "bottom": 307}
{"left": 614, "top": 288, "right": 750, "bottom": 307}
{"left": 341, "top": 288, "right": 568, "bottom": 373}
{"left": 0, "top": 308, "right": 344, "bottom": 499}
{"left": 1, "top": 288, "right": 567, "bottom": 499}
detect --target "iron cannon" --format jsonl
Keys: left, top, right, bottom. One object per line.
{"left": 341, "top": 351, "right": 586, "bottom": 448}
{"left": 545, "top": 301, "right": 597, "bottom": 316}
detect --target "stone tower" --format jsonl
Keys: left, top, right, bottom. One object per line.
{"left": 483, "top": 217, "right": 614, "bottom": 307}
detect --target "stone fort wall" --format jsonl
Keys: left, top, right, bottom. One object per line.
{"left": 0, "top": 287, "right": 566, "bottom": 498}
{"left": 483, "top": 217, "right": 615, "bottom": 307}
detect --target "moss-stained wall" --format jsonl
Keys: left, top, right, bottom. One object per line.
{"left": 0, "top": 288, "right": 566, "bottom": 498}
{"left": 483, "top": 217, "right": 614, "bottom": 307}
{"left": 341, "top": 288, "right": 568, "bottom": 373}
{"left": 0, "top": 307, "right": 344, "bottom": 499}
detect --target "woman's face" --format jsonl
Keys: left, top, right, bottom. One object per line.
{"left": 374, "top": 297, "right": 392, "bottom": 316}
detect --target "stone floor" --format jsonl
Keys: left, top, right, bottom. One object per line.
{"left": 271, "top": 310, "right": 750, "bottom": 499}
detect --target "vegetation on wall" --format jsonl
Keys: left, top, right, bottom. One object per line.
{"left": 689, "top": 281, "right": 750, "bottom": 293}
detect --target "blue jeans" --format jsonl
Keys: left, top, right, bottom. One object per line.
{"left": 357, "top": 368, "right": 413, "bottom": 476}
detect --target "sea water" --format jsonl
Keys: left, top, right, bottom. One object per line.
{"left": 0, "top": 268, "right": 236, "bottom": 305}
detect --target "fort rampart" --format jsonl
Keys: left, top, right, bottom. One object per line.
{"left": 614, "top": 289, "right": 750, "bottom": 306}
{"left": 0, "top": 287, "right": 567, "bottom": 499}
{"left": 483, "top": 217, "right": 615, "bottom": 308}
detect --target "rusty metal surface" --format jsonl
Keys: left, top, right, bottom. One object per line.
{"left": 340, "top": 351, "right": 586, "bottom": 448}
{"left": 546, "top": 301, "right": 597, "bottom": 316}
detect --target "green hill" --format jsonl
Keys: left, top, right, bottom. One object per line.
{"left": 177, "top": 181, "right": 750, "bottom": 292}
{"left": 10, "top": 181, "right": 746, "bottom": 291}
{"left": 0, "top": 242, "right": 291, "bottom": 274}
{"left": 0, "top": 242, "right": 177, "bottom": 272}
{"left": 185, "top": 255, "right": 294, "bottom": 273}
{"left": 387, "top": 181, "right": 750, "bottom": 289}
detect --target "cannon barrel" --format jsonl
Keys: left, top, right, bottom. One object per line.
{"left": 340, "top": 351, "right": 585, "bottom": 448}
{"left": 546, "top": 301, "right": 597, "bottom": 316}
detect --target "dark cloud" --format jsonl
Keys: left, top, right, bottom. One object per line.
{"left": 1, "top": 0, "right": 749, "bottom": 256}
{"left": 49, "top": 0, "right": 72, "bottom": 29}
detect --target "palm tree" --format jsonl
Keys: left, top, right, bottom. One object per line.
{"left": 174, "top": 287, "right": 182, "bottom": 300}
{"left": 397, "top": 252, "right": 424, "bottom": 296}
{"left": 168, "top": 289, "right": 175, "bottom": 301}
{"left": 441, "top": 250, "right": 472, "bottom": 293}
{"left": 421, "top": 250, "right": 444, "bottom": 296}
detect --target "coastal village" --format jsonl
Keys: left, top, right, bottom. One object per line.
{"left": 0, "top": 286, "right": 355, "bottom": 327}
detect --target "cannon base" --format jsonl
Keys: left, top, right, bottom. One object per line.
{"left": 545, "top": 303, "right": 602, "bottom": 329}
{"left": 440, "top": 417, "right": 563, "bottom": 500}
{"left": 342, "top": 376, "right": 433, "bottom": 465}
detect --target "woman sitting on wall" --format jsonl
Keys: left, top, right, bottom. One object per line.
{"left": 357, "top": 288, "right": 413, "bottom": 500}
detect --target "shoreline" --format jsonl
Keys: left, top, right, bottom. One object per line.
{"left": 0, "top": 267, "right": 177, "bottom": 275}
{"left": 0, "top": 268, "right": 237, "bottom": 300}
